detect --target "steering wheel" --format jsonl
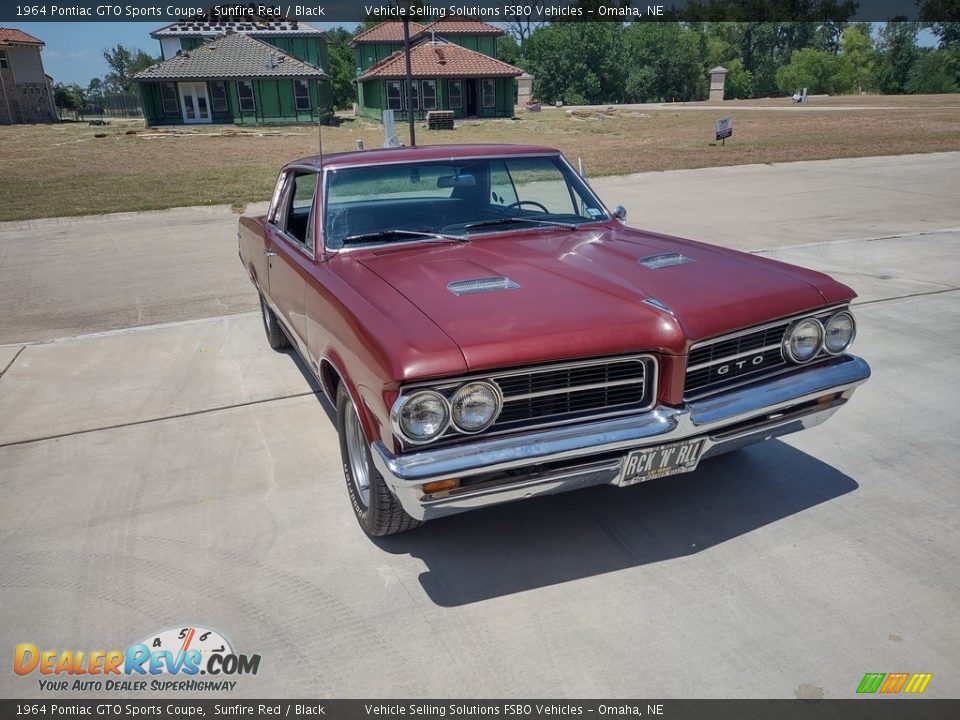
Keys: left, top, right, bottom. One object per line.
{"left": 504, "top": 200, "right": 549, "bottom": 214}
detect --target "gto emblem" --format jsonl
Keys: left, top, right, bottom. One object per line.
{"left": 716, "top": 355, "right": 765, "bottom": 375}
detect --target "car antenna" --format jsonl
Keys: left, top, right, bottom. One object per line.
{"left": 316, "top": 79, "right": 324, "bottom": 161}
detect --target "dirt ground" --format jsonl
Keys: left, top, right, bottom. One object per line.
{"left": 1, "top": 93, "right": 958, "bottom": 221}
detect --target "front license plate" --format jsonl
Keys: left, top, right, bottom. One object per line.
{"left": 617, "top": 438, "right": 706, "bottom": 487}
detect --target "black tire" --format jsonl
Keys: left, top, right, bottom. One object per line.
{"left": 260, "top": 293, "right": 289, "bottom": 350}
{"left": 336, "top": 384, "right": 421, "bottom": 537}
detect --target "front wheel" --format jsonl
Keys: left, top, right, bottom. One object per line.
{"left": 259, "top": 293, "right": 289, "bottom": 350}
{"left": 337, "top": 385, "right": 421, "bottom": 537}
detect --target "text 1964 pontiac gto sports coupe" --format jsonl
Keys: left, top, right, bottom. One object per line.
{"left": 238, "top": 144, "right": 870, "bottom": 536}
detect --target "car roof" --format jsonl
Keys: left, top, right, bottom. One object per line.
{"left": 285, "top": 143, "right": 563, "bottom": 171}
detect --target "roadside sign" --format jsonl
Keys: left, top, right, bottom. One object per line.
{"left": 715, "top": 116, "right": 733, "bottom": 142}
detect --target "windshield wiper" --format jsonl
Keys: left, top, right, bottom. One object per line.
{"left": 341, "top": 229, "right": 467, "bottom": 245}
{"left": 462, "top": 217, "right": 578, "bottom": 232}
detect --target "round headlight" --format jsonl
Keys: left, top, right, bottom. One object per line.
{"left": 824, "top": 311, "right": 856, "bottom": 354}
{"left": 396, "top": 391, "right": 449, "bottom": 442}
{"left": 450, "top": 382, "right": 501, "bottom": 433}
{"left": 783, "top": 317, "right": 824, "bottom": 363}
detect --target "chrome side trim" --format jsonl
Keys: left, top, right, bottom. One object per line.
{"left": 371, "top": 355, "right": 870, "bottom": 521}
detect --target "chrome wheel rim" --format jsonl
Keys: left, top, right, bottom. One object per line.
{"left": 345, "top": 404, "right": 371, "bottom": 509}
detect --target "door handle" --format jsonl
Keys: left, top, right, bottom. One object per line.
{"left": 262, "top": 249, "right": 277, "bottom": 257}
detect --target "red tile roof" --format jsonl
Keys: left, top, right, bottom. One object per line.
{"left": 358, "top": 40, "right": 522, "bottom": 80}
{"left": 420, "top": 20, "right": 504, "bottom": 36}
{"left": 351, "top": 21, "right": 427, "bottom": 44}
{"left": 0, "top": 28, "right": 44, "bottom": 46}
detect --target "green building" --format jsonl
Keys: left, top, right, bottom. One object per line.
{"left": 136, "top": 16, "right": 332, "bottom": 126}
{"left": 353, "top": 21, "right": 522, "bottom": 121}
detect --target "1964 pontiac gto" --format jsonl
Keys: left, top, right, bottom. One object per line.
{"left": 238, "top": 144, "right": 870, "bottom": 536}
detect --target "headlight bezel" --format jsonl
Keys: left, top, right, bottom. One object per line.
{"left": 823, "top": 310, "right": 857, "bottom": 355}
{"left": 392, "top": 389, "right": 451, "bottom": 445}
{"left": 782, "top": 316, "right": 825, "bottom": 364}
{"left": 391, "top": 380, "right": 504, "bottom": 444}
{"left": 449, "top": 381, "right": 503, "bottom": 434}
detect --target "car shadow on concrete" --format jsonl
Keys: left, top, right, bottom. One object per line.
{"left": 373, "top": 441, "right": 857, "bottom": 607}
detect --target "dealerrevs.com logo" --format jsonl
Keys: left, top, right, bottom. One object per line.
{"left": 856, "top": 672, "right": 933, "bottom": 695}
{"left": 13, "top": 626, "right": 261, "bottom": 692}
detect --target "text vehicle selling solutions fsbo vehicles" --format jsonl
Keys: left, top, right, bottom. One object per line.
{"left": 238, "top": 144, "right": 870, "bottom": 536}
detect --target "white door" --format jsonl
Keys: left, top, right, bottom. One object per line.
{"left": 178, "top": 82, "right": 212, "bottom": 124}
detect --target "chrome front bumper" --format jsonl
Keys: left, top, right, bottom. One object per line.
{"left": 370, "top": 355, "right": 871, "bottom": 521}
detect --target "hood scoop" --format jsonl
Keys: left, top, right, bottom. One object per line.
{"left": 639, "top": 252, "right": 695, "bottom": 269}
{"left": 447, "top": 277, "right": 521, "bottom": 296}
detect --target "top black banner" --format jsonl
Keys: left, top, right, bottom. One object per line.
{"left": 2, "top": 0, "right": 959, "bottom": 24}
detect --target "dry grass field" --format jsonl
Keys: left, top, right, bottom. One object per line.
{"left": 1, "top": 93, "right": 958, "bottom": 221}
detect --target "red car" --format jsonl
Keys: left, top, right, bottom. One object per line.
{"left": 238, "top": 144, "right": 870, "bottom": 536}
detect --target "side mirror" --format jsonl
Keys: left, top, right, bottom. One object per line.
{"left": 613, "top": 205, "right": 627, "bottom": 221}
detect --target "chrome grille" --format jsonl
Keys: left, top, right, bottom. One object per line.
{"left": 400, "top": 355, "right": 656, "bottom": 446}
{"left": 685, "top": 323, "right": 789, "bottom": 398}
{"left": 491, "top": 357, "right": 654, "bottom": 432}
{"left": 684, "top": 309, "right": 842, "bottom": 400}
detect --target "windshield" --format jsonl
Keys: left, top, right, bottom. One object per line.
{"left": 324, "top": 155, "right": 609, "bottom": 249}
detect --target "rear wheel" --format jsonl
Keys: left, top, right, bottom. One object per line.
{"left": 337, "top": 384, "right": 421, "bottom": 537}
{"left": 260, "top": 293, "right": 289, "bottom": 350}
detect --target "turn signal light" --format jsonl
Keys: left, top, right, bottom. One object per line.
{"left": 423, "top": 479, "right": 460, "bottom": 494}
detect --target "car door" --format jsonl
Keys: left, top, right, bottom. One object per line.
{"left": 266, "top": 169, "right": 318, "bottom": 347}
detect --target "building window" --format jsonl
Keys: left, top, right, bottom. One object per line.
{"left": 420, "top": 79, "right": 437, "bottom": 110}
{"left": 294, "top": 80, "right": 311, "bottom": 111}
{"left": 0, "top": 50, "right": 7, "bottom": 69}
{"left": 209, "top": 82, "right": 228, "bottom": 112}
{"left": 159, "top": 83, "right": 179, "bottom": 114}
{"left": 386, "top": 81, "right": 403, "bottom": 111}
{"left": 237, "top": 80, "right": 255, "bottom": 113}
{"left": 448, "top": 80, "right": 462, "bottom": 109}
{"left": 409, "top": 80, "right": 419, "bottom": 111}
{"left": 482, "top": 79, "right": 495, "bottom": 108}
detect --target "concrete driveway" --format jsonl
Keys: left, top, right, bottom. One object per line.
{"left": 1, "top": 153, "right": 958, "bottom": 699}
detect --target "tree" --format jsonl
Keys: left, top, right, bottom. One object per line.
{"left": 623, "top": 23, "right": 706, "bottom": 102}
{"left": 497, "top": 34, "right": 522, "bottom": 66}
{"left": 775, "top": 48, "right": 856, "bottom": 95}
{"left": 325, "top": 27, "right": 357, "bottom": 110}
{"left": 840, "top": 23, "right": 877, "bottom": 92}
{"left": 504, "top": 0, "right": 546, "bottom": 43}
{"left": 102, "top": 45, "right": 158, "bottom": 93}
{"left": 53, "top": 82, "right": 85, "bottom": 118}
{"left": 523, "top": 23, "right": 627, "bottom": 105}
{"left": 875, "top": 22, "right": 920, "bottom": 94}
{"left": 723, "top": 59, "right": 755, "bottom": 99}
{"left": 906, "top": 49, "right": 960, "bottom": 93}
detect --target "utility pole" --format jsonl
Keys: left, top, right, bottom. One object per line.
{"left": 402, "top": 14, "right": 416, "bottom": 147}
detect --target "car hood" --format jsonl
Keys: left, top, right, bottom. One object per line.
{"left": 356, "top": 226, "right": 850, "bottom": 371}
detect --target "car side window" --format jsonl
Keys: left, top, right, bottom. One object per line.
{"left": 278, "top": 171, "right": 317, "bottom": 253}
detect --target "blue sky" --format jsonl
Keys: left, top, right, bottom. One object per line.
{"left": 16, "top": 22, "right": 359, "bottom": 86}
{"left": 17, "top": 21, "right": 937, "bottom": 88}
